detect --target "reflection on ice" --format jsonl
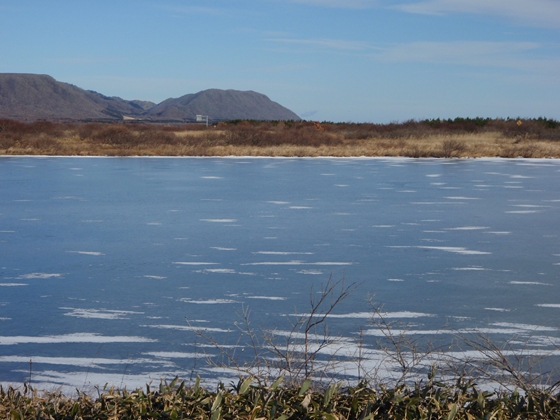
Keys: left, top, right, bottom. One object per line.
{"left": 180, "top": 299, "right": 238, "bottom": 304}
{"left": 245, "top": 296, "right": 287, "bottom": 301}
{"left": 290, "top": 311, "right": 435, "bottom": 319}
{"left": 14, "top": 370, "right": 191, "bottom": 395}
{"left": 0, "top": 355, "right": 171, "bottom": 368}
{"left": 62, "top": 308, "right": 144, "bottom": 319}
{"left": 511, "top": 204, "right": 549, "bottom": 208}
{"left": 411, "top": 202, "right": 464, "bottom": 205}
{"left": 445, "top": 226, "right": 488, "bottom": 231}
{"left": 362, "top": 325, "right": 556, "bottom": 337}
{"left": 491, "top": 322, "right": 557, "bottom": 332}
{"left": 510, "top": 281, "right": 552, "bottom": 286}
{"left": 297, "top": 270, "right": 323, "bottom": 275}
{"left": 144, "top": 324, "right": 230, "bottom": 333}
{"left": 198, "top": 269, "right": 236, "bottom": 274}
{"left": 244, "top": 261, "right": 353, "bottom": 266}
{"left": 143, "top": 352, "right": 201, "bottom": 359}
{"left": 389, "top": 246, "right": 491, "bottom": 255}
{"left": 174, "top": 262, "right": 218, "bottom": 265}
{"left": 0, "top": 333, "right": 157, "bottom": 345}
{"left": 18, "top": 273, "right": 62, "bottom": 279}
{"left": 253, "top": 251, "right": 314, "bottom": 255}
{"left": 419, "top": 246, "right": 490, "bottom": 255}
{"left": 66, "top": 251, "right": 104, "bottom": 256}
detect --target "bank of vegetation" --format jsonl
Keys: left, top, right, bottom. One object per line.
{"left": 1, "top": 117, "right": 560, "bottom": 158}
{"left": 3, "top": 376, "right": 560, "bottom": 420}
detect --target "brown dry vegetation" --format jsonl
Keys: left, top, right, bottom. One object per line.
{"left": 3, "top": 378, "right": 560, "bottom": 420}
{"left": 1, "top": 118, "right": 560, "bottom": 158}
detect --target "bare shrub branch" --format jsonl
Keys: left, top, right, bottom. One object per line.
{"left": 189, "top": 276, "right": 360, "bottom": 387}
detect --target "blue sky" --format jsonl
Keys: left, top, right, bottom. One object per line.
{"left": 1, "top": 0, "right": 559, "bottom": 122}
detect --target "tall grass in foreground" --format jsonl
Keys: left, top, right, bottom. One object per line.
{"left": 3, "top": 375, "right": 560, "bottom": 419}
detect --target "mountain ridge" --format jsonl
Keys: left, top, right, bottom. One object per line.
{"left": 146, "top": 88, "right": 300, "bottom": 121}
{"left": 0, "top": 73, "right": 300, "bottom": 122}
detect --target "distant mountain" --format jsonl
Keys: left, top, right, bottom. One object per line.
{"left": 146, "top": 89, "right": 300, "bottom": 121}
{"left": 0, "top": 73, "right": 300, "bottom": 121}
{"left": 130, "top": 100, "right": 157, "bottom": 111}
{"left": 0, "top": 74, "right": 145, "bottom": 120}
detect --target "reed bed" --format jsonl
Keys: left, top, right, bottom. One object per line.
{"left": 3, "top": 376, "right": 560, "bottom": 419}
{"left": 1, "top": 118, "right": 560, "bottom": 158}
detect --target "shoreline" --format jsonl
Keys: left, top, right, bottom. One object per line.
{"left": 2, "top": 154, "right": 560, "bottom": 161}
{"left": 2, "top": 119, "right": 560, "bottom": 158}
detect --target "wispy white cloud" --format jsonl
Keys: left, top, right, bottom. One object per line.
{"left": 287, "top": 0, "right": 379, "bottom": 8}
{"left": 268, "top": 37, "right": 560, "bottom": 75}
{"left": 267, "top": 37, "right": 379, "bottom": 51}
{"left": 395, "top": 0, "right": 560, "bottom": 29}
{"left": 372, "top": 40, "right": 560, "bottom": 79}
{"left": 263, "top": 30, "right": 297, "bottom": 38}
{"left": 375, "top": 41, "right": 540, "bottom": 65}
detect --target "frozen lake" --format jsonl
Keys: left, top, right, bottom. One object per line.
{"left": 1, "top": 156, "right": 559, "bottom": 390}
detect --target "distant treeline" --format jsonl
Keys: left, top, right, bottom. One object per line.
{"left": 421, "top": 116, "right": 560, "bottom": 129}
{"left": 217, "top": 117, "right": 560, "bottom": 140}
{"left": 1, "top": 117, "right": 560, "bottom": 138}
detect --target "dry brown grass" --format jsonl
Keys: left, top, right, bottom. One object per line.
{"left": 1, "top": 119, "right": 560, "bottom": 158}
{"left": 4, "top": 376, "right": 560, "bottom": 420}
